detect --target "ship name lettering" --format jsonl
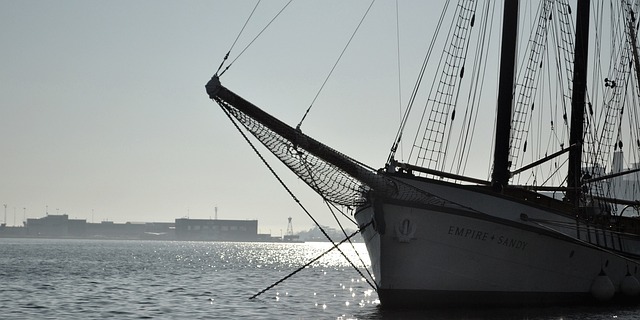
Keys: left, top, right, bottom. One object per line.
{"left": 448, "top": 226, "right": 489, "bottom": 241}
{"left": 448, "top": 226, "right": 528, "bottom": 251}
{"left": 497, "top": 236, "right": 528, "bottom": 250}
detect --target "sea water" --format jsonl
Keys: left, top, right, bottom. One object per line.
{"left": 1, "top": 238, "right": 640, "bottom": 319}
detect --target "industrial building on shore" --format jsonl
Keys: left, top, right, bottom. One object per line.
{"left": 175, "top": 218, "right": 272, "bottom": 241}
{"left": 0, "top": 214, "right": 280, "bottom": 242}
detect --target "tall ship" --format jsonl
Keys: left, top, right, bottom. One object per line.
{"left": 206, "top": 0, "right": 640, "bottom": 307}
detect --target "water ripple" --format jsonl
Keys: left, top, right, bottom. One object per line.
{"left": 2, "top": 238, "right": 639, "bottom": 319}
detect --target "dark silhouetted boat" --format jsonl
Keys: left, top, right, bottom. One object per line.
{"left": 206, "top": 0, "right": 640, "bottom": 308}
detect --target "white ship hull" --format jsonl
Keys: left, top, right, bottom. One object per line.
{"left": 355, "top": 175, "right": 640, "bottom": 307}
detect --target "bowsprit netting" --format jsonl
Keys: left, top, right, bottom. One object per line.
{"left": 220, "top": 99, "right": 369, "bottom": 207}
{"left": 208, "top": 78, "right": 469, "bottom": 211}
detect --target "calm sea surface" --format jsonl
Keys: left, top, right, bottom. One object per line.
{"left": 1, "top": 238, "right": 640, "bottom": 319}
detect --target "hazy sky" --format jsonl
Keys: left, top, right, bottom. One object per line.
{"left": 1, "top": 1, "right": 507, "bottom": 233}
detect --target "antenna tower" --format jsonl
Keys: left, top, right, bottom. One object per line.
{"left": 286, "top": 217, "right": 294, "bottom": 236}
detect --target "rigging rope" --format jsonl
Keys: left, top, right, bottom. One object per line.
{"left": 249, "top": 221, "right": 374, "bottom": 300}
{"left": 452, "top": 0, "right": 495, "bottom": 176}
{"left": 388, "top": 0, "right": 451, "bottom": 165}
{"left": 219, "top": 0, "right": 294, "bottom": 77}
{"left": 322, "top": 201, "right": 376, "bottom": 284}
{"left": 218, "top": 102, "right": 378, "bottom": 291}
{"left": 405, "top": 0, "right": 476, "bottom": 173}
{"left": 296, "top": 0, "right": 376, "bottom": 130}
{"left": 394, "top": 0, "right": 404, "bottom": 161}
{"left": 215, "top": 0, "right": 262, "bottom": 75}
{"left": 293, "top": 147, "right": 376, "bottom": 283}
{"left": 509, "top": 0, "right": 553, "bottom": 174}
{"left": 523, "top": 215, "right": 640, "bottom": 266}
{"left": 578, "top": 0, "right": 637, "bottom": 210}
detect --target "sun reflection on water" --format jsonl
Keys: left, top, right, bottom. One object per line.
{"left": 166, "top": 241, "right": 371, "bottom": 271}
{"left": 5, "top": 239, "right": 379, "bottom": 319}
{"left": 5, "top": 239, "right": 637, "bottom": 319}
{"left": 165, "top": 241, "right": 379, "bottom": 317}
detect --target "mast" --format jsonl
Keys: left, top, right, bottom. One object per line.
{"left": 491, "top": 0, "right": 519, "bottom": 190}
{"left": 567, "top": 0, "right": 590, "bottom": 207}
{"left": 629, "top": 10, "right": 640, "bottom": 109}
